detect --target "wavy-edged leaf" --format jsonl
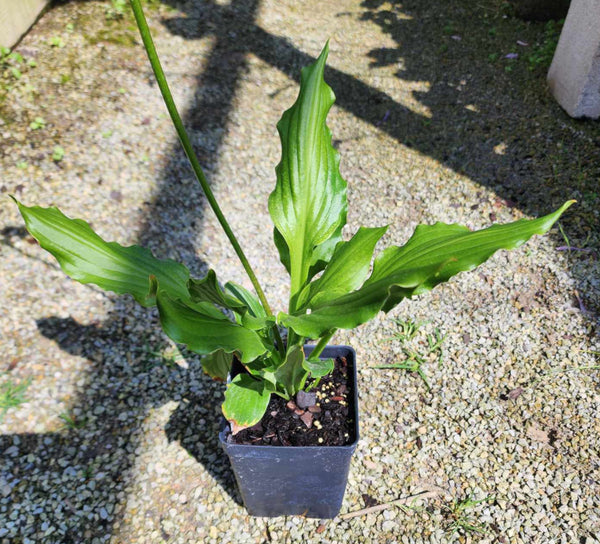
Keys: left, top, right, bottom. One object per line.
{"left": 268, "top": 43, "right": 347, "bottom": 304}
{"left": 222, "top": 374, "right": 271, "bottom": 434}
{"left": 155, "top": 288, "right": 269, "bottom": 363}
{"left": 372, "top": 200, "right": 575, "bottom": 311}
{"left": 280, "top": 287, "right": 382, "bottom": 339}
{"left": 280, "top": 201, "right": 575, "bottom": 337}
{"left": 13, "top": 198, "right": 189, "bottom": 306}
{"left": 298, "top": 226, "right": 388, "bottom": 308}
{"left": 201, "top": 350, "right": 233, "bottom": 381}
{"left": 188, "top": 270, "right": 245, "bottom": 310}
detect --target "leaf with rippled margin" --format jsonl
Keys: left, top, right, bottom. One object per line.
{"left": 12, "top": 198, "right": 190, "bottom": 306}
{"left": 280, "top": 201, "right": 575, "bottom": 338}
{"left": 296, "top": 226, "right": 388, "bottom": 309}
{"left": 154, "top": 286, "right": 269, "bottom": 364}
{"left": 268, "top": 43, "right": 347, "bottom": 307}
{"left": 188, "top": 270, "right": 247, "bottom": 311}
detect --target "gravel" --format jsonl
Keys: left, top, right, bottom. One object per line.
{"left": 1, "top": 0, "right": 599, "bottom": 542}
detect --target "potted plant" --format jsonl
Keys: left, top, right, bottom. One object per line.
{"left": 11, "top": 0, "right": 574, "bottom": 519}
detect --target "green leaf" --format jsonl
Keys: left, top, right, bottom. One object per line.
{"left": 188, "top": 270, "right": 246, "bottom": 310}
{"left": 224, "top": 281, "right": 274, "bottom": 330}
{"left": 280, "top": 288, "right": 381, "bottom": 339}
{"left": 244, "top": 351, "right": 281, "bottom": 388}
{"left": 305, "top": 221, "right": 344, "bottom": 279}
{"left": 272, "top": 227, "right": 291, "bottom": 274}
{"left": 155, "top": 289, "right": 269, "bottom": 363}
{"left": 273, "top": 345, "right": 307, "bottom": 396}
{"left": 268, "top": 42, "right": 347, "bottom": 306}
{"left": 201, "top": 350, "right": 233, "bottom": 381}
{"left": 303, "top": 357, "right": 334, "bottom": 379}
{"left": 13, "top": 199, "right": 189, "bottom": 306}
{"left": 52, "top": 146, "right": 65, "bottom": 162}
{"left": 280, "top": 201, "right": 575, "bottom": 337}
{"left": 298, "top": 226, "right": 388, "bottom": 308}
{"left": 222, "top": 374, "right": 271, "bottom": 434}
{"left": 225, "top": 281, "right": 267, "bottom": 318}
{"left": 373, "top": 201, "right": 575, "bottom": 311}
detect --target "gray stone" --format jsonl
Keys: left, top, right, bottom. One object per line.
{"left": 548, "top": 0, "right": 600, "bottom": 118}
{"left": 296, "top": 390, "right": 316, "bottom": 409}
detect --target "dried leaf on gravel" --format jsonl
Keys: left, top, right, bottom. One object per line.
{"left": 507, "top": 387, "right": 524, "bottom": 400}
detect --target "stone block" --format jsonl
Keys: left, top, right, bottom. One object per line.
{"left": 0, "top": 0, "right": 51, "bottom": 49}
{"left": 547, "top": 0, "right": 600, "bottom": 119}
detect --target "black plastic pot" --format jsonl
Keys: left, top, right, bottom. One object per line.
{"left": 219, "top": 345, "right": 359, "bottom": 518}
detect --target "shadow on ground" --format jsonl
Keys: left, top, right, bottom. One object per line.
{"left": 2, "top": 0, "right": 259, "bottom": 538}
{"left": 2, "top": 313, "right": 239, "bottom": 540}
{"left": 1, "top": 0, "right": 598, "bottom": 540}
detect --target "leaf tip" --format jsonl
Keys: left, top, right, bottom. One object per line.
{"left": 8, "top": 195, "right": 25, "bottom": 213}
{"left": 316, "top": 40, "right": 330, "bottom": 69}
{"left": 549, "top": 199, "right": 576, "bottom": 224}
{"left": 222, "top": 401, "right": 250, "bottom": 435}
{"left": 228, "top": 419, "right": 247, "bottom": 436}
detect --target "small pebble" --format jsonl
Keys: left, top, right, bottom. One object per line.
{"left": 296, "top": 391, "right": 316, "bottom": 409}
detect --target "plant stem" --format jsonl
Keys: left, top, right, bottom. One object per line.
{"left": 309, "top": 329, "right": 337, "bottom": 360}
{"left": 129, "top": 0, "right": 285, "bottom": 355}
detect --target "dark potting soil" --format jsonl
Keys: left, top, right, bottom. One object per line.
{"left": 228, "top": 355, "right": 355, "bottom": 447}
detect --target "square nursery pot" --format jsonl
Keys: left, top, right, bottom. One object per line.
{"left": 219, "top": 345, "right": 359, "bottom": 518}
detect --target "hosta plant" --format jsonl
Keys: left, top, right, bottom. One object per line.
{"left": 12, "top": 1, "right": 573, "bottom": 435}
